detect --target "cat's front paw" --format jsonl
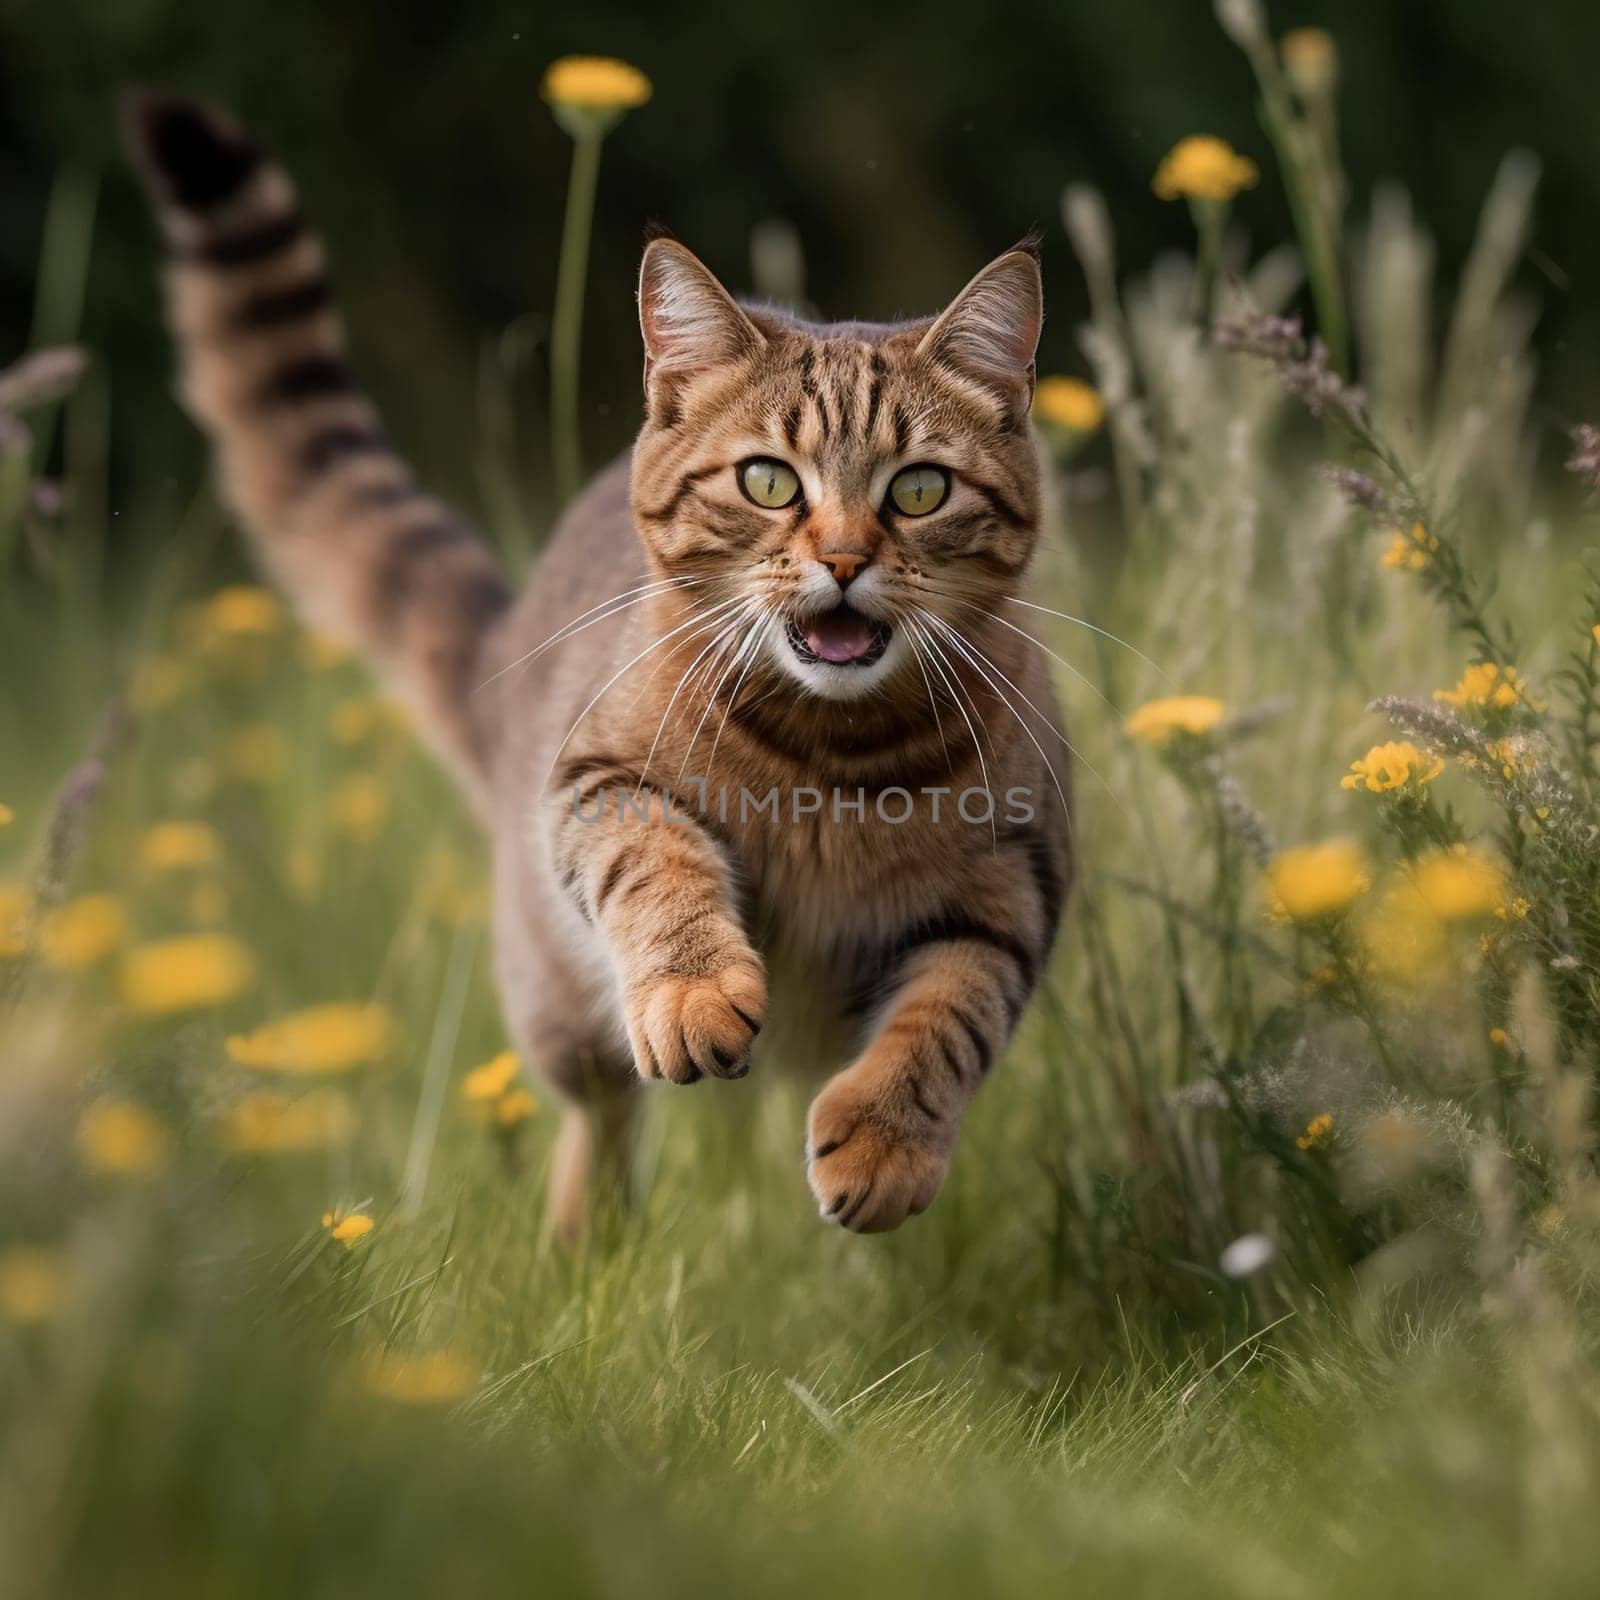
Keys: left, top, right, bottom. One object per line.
{"left": 624, "top": 937, "right": 766, "bottom": 1085}
{"left": 805, "top": 1070, "right": 951, "bottom": 1232}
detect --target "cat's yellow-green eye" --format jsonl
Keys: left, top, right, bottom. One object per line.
{"left": 739, "top": 458, "right": 801, "bottom": 509}
{"left": 888, "top": 465, "right": 949, "bottom": 517}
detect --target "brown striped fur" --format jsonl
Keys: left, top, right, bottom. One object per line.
{"left": 128, "top": 96, "right": 1073, "bottom": 1241}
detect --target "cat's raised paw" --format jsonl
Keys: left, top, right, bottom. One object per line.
{"left": 805, "top": 1072, "right": 950, "bottom": 1232}
{"left": 625, "top": 953, "right": 765, "bottom": 1085}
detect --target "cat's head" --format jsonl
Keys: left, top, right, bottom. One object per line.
{"left": 630, "top": 238, "right": 1043, "bottom": 703}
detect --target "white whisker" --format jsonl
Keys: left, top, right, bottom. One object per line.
{"left": 1001, "top": 596, "right": 1174, "bottom": 687}
{"left": 474, "top": 575, "right": 709, "bottom": 693}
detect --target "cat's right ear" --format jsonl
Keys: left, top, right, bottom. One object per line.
{"left": 638, "top": 240, "right": 764, "bottom": 394}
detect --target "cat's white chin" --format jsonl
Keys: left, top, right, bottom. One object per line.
{"left": 767, "top": 626, "right": 910, "bottom": 701}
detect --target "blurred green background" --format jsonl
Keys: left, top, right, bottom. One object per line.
{"left": 2, "top": 0, "right": 1598, "bottom": 528}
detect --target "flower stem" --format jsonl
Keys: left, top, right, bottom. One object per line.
{"left": 550, "top": 129, "right": 604, "bottom": 507}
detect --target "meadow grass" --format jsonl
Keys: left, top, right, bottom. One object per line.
{"left": 8, "top": 13, "right": 1600, "bottom": 1597}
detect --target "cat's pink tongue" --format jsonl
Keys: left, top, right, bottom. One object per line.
{"left": 804, "top": 609, "right": 875, "bottom": 663}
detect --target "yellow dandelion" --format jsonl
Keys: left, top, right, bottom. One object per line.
{"left": 1488, "top": 1027, "right": 1510, "bottom": 1049}
{"left": 78, "top": 1100, "right": 172, "bottom": 1177}
{"left": 1340, "top": 740, "right": 1444, "bottom": 795}
{"left": 0, "top": 1245, "right": 72, "bottom": 1325}
{"left": 494, "top": 1088, "right": 539, "bottom": 1128}
{"left": 541, "top": 55, "right": 652, "bottom": 112}
{"left": 322, "top": 1210, "right": 376, "bottom": 1248}
{"left": 1033, "top": 376, "right": 1105, "bottom": 436}
{"left": 329, "top": 773, "right": 390, "bottom": 843}
{"left": 1494, "top": 896, "right": 1531, "bottom": 923}
{"left": 1152, "top": 135, "right": 1259, "bottom": 203}
{"left": 220, "top": 1090, "right": 355, "bottom": 1153}
{"left": 224, "top": 724, "right": 289, "bottom": 786}
{"left": 140, "top": 820, "right": 222, "bottom": 873}
{"left": 1296, "top": 1111, "right": 1335, "bottom": 1151}
{"left": 0, "top": 881, "right": 35, "bottom": 959}
{"left": 41, "top": 893, "right": 129, "bottom": 970}
{"left": 1265, "top": 840, "right": 1369, "bottom": 923}
{"left": 1281, "top": 27, "right": 1338, "bottom": 94}
{"left": 1409, "top": 847, "right": 1506, "bottom": 922}
{"left": 119, "top": 934, "right": 255, "bottom": 1017}
{"left": 463, "top": 1050, "right": 520, "bottom": 1103}
{"left": 1124, "top": 695, "right": 1227, "bottom": 745}
{"left": 362, "top": 1347, "right": 478, "bottom": 1406}
{"left": 226, "top": 1002, "right": 396, "bottom": 1075}
{"left": 1355, "top": 876, "right": 1449, "bottom": 986}
{"left": 1433, "top": 662, "right": 1545, "bottom": 714}
{"left": 206, "top": 585, "right": 282, "bottom": 637}
{"left": 0, "top": 802, "right": 12, "bottom": 826}
{"left": 1592, "top": 623, "right": 1600, "bottom": 651}
{"left": 1380, "top": 522, "right": 1438, "bottom": 572}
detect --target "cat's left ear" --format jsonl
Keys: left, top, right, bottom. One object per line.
{"left": 915, "top": 246, "right": 1042, "bottom": 414}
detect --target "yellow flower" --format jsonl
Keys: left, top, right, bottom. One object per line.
{"left": 362, "top": 1348, "right": 478, "bottom": 1406}
{"left": 1296, "top": 1111, "right": 1334, "bottom": 1151}
{"left": 1265, "top": 840, "right": 1370, "bottom": 922}
{"left": 41, "top": 894, "right": 129, "bottom": 970}
{"left": 119, "top": 934, "right": 255, "bottom": 1017}
{"left": 0, "top": 802, "right": 12, "bottom": 826}
{"left": 140, "top": 820, "right": 222, "bottom": 873}
{"left": 541, "top": 55, "right": 652, "bottom": 112}
{"left": 1488, "top": 1027, "right": 1510, "bottom": 1049}
{"left": 1380, "top": 522, "right": 1438, "bottom": 571}
{"left": 206, "top": 585, "right": 282, "bottom": 637}
{"left": 1124, "top": 695, "right": 1226, "bottom": 745}
{"left": 329, "top": 773, "right": 390, "bottom": 843}
{"left": 1152, "top": 136, "right": 1259, "bottom": 203}
{"left": 0, "top": 1245, "right": 72, "bottom": 1325}
{"left": 322, "top": 1210, "right": 375, "bottom": 1248}
{"left": 1592, "top": 624, "right": 1600, "bottom": 651}
{"left": 463, "top": 1050, "right": 520, "bottom": 1103}
{"left": 1354, "top": 876, "right": 1449, "bottom": 986}
{"left": 1281, "top": 27, "right": 1338, "bottom": 94}
{"left": 226, "top": 1002, "right": 396, "bottom": 1074}
{"left": 0, "top": 881, "right": 35, "bottom": 959}
{"left": 78, "top": 1101, "right": 172, "bottom": 1177}
{"left": 1409, "top": 847, "right": 1506, "bottom": 921}
{"left": 224, "top": 724, "right": 289, "bottom": 786}
{"left": 130, "top": 654, "right": 188, "bottom": 710}
{"left": 1340, "top": 740, "right": 1444, "bottom": 795}
{"left": 494, "top": 1088, "right": 539, "bottom": 1128}
{"left": 220, "top": 1090, "right": 355, "bottom": 1153}
{"left": 1481, "top": 737, "right": 1535, "bottom": 782}
{"left": 1033, "top": 377, "right": 1104, "bottom": 435}
{"left": 1433, "top": 662, "right": 1544, "bottom": 714}
{"left": 1495, "top": 896, "right": 1531, "bottom": 923}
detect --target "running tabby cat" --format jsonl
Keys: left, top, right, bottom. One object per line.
{"left": 126, "top": 95, "right": 1073, "bottom": 1238}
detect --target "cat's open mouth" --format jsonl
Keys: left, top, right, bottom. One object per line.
{"left": 786, "top": 606, "right": 893, "bottom": 668}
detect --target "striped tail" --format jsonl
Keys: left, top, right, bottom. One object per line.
{"left": 123, "top": 93, "right": 511, "bottom": 803}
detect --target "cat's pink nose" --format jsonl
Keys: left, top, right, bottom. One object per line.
{"left": 818, "top": 550, "right": 870, "bottom": 587}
